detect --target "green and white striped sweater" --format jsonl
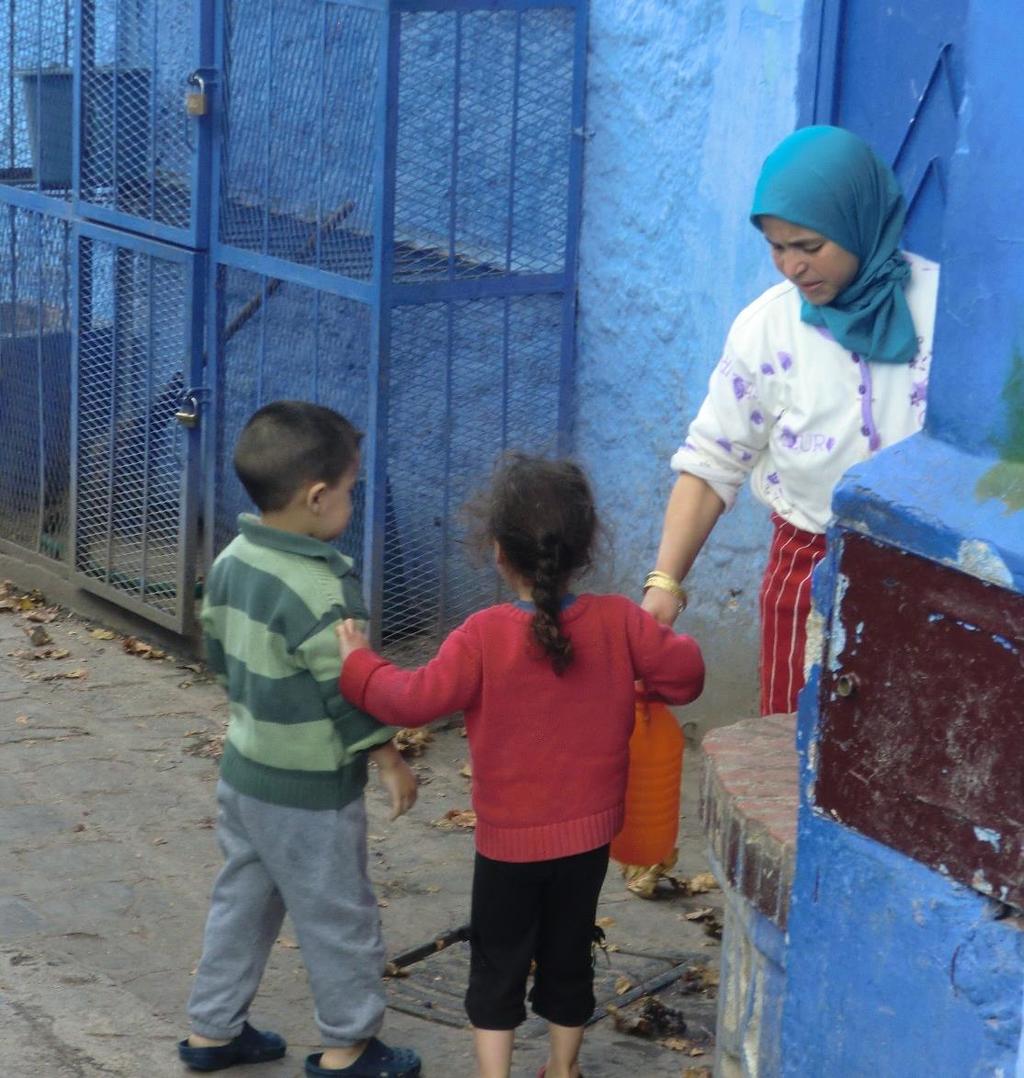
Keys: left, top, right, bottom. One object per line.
{"left": 201, "top": 514, "right": 393, "bottom": 810}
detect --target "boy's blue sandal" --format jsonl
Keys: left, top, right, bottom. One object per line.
{"left": 304, "top": 1038, "right": 422, "bottom": 1077}
{"left": 177, "top": 1023, "right": 287, "bottom": 1071}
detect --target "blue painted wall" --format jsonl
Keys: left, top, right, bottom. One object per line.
{"left": 573, "top": 0, "right": 805, "bottom": 725}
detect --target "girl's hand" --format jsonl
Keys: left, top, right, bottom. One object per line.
{"left": 336, "top": 618, "right": 371, "bottom": 662}
{"left": 641, "top": 585, "right": 683, "bottom": 627}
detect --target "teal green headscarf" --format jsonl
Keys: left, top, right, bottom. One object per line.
{"left": 750, "top": 125, "right": 917, "bottom": 365}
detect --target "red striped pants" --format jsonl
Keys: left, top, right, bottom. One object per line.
{"left": 758, "top": 514, "right": 827, "bottom": 716}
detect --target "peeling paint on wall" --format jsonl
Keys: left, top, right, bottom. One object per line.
{"left": 956, "top": 539, "right": 1014, "bottom": 587}
{"left": 825, "top": 572, "right": 849, "bottom": 673}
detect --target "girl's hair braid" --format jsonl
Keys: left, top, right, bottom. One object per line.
{"left": 479, "top": 453, "right": 598, "bottom": 675}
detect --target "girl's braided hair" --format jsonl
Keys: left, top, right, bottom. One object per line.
{"left": 482, "top": 454, "right": 597, "bottom": 675}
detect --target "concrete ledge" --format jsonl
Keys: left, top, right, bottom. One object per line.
{"left": 701, "top": 713, "right": 797, "bottom": 927}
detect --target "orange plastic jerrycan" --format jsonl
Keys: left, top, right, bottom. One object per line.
{"left": 610, "top": 690, "right": 684, "bottom": 867}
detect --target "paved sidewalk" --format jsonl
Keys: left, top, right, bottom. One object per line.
{"left": 0, "top": 588, "right": 721, "bottom": 1078}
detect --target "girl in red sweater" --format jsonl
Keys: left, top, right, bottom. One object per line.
{"left": 337, "top": 455, "right": 704, "bottom": 1078}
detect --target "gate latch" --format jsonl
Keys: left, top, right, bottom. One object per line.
{"left": 185, "top": 71, "right": 208, "bottom": 117}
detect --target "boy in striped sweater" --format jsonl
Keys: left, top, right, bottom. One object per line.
{"left": 179, "top": 402, "right": 421, "bottom": 1078}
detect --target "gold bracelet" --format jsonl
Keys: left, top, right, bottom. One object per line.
{"left": 643, "top": 570, "right": 688, "bottom": 610}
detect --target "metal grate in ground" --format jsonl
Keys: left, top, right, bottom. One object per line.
{"left": 385, "top": 938, "right": 718, "bottom": 1043}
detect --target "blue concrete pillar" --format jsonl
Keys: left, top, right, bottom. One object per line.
{"left": 925, "top": 4, "right": 1024, "bottom": 467}
{"left": 780, "top": 7, "right": 1024, "bottom": 1074}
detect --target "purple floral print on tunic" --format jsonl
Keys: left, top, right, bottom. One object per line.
{"left": 778, "top": 350, "right": 793, "bottom": 370}
{"left": 854, "top": 355, "right": 882, "bottom": 451}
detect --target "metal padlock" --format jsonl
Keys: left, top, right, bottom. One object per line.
{"left": 174, "top": 393, "right": 200, "bottom": 429}
{"left": 185, "top": 72, "right": 208, "bottom": 117}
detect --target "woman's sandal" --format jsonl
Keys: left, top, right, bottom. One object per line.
{"left": 537, "top": 1069, "right": 584, "bottom": 1078}
{"left": 177, "top": 1022, "right": 286, "bottom": 1071}
{"left": 305, "top": 1037, "right": 422, "bottom": 1077}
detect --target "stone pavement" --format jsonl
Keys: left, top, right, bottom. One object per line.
{"left": 0, "top": 589, "right": 722, "bottom": 1078}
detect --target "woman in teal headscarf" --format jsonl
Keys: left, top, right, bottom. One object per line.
{"left": 642, "top": 126, "right": 939, "bottom": 715}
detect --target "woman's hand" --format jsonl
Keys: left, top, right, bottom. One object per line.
{"left": 642, "top": 585, "right": 683, "bottom": 627}
{"left": 336, "top": 618, "right": 371, "bottom": 662}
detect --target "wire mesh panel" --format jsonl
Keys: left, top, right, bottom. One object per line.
{"left": 383, "top": 294, "right": 563, "bottom": 659}
{"left": 74, "top": 229, "right": 200, "bottom": 630}
{"left": 211, "top": 266, "right": 373, "bottom": 560}
{"left": 0, "top": 0, "right": 75, "bottom": 195}
{"left": 0, "top": 205, "right": 72, "bottom": 556}
{"left": 78, "top": 0, "right": 197, "bottom": 233}
{"left": 218, "top": 0, "right": 382, "bottom": 279}
{"left": 394, "top": 5, "right": 576, "bottom": 280}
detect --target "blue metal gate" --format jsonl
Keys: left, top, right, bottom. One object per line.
{"left": 803, "top": 0, "right": 967, "bottom": 261}
{"left": 1, "top": 0, "right": 588, "bottom": 647}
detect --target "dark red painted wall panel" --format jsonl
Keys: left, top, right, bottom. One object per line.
{"left": 815, "top": 533, "right": 1024, "bottom": 908}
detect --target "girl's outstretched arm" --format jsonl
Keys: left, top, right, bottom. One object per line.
{"left": 337, "top": 620, "right": 481, "bottom": 728}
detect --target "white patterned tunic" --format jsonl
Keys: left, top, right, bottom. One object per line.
{"left": 671, "top": 253, "right": 939, "bottom": 534}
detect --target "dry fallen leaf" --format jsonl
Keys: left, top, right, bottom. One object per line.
{"left": 682, "top": 906, "right": 715, "bottom": 923}
{"left": 661, "top": 1037, "right": 706, "bottom": 1055}
{"left": 90, "top": 628, "right": 117, "bottom": 640}
{"left": 183, "top": 729, "right": 227, "bottom": 761}
{"left": 39, "top": 668, "right": 88, "bottom": 681}
{"left": 595, "top": 915, "right": 616, "bottom": 929}
{"left": 384, "top": 961, "right": 410, "bottom": 979}
{"left": 152, "top": 837, "right": 168, "bottom": 846}
{"left": 393, "top": 727, "right": 433, "bottom": 756}
{"left": 614, "top": 975, "right": 634, "bottom": 995}
{"left": 683, "top": 1067, "right": 712, "bottom": 1078}
{"left": 606, "top": 995, "right": 688, "bottom": 1039}
{"left": 123, "top": 636, "right": 167, "bottom": 660}
{"left": 459, "top": 761, "right": 472, "bottom": 778}
{"left": 687, "top": 872, "right": 718, "bottom": 895}
{"left": 15, "top": 715, "right": 29, "bottom": 726}
{"left": 433, "top": 808, "right": 477, "bottom": 831}
{"left": 619, "top": 850, "right": 681, "bottom": 899}
{"left": 13, "top": 647, "right": 71, "bottom": 661}
{"left": 275, "top": 936, "right": 299, "bottom": 949}
{"left": 23, "top": 608, "right": 58, "bottom": 623}
{"left": 679, "top": 963, "right": 720, "bottom": 995}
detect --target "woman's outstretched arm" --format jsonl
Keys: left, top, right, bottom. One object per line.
{"left": 642, "top": 472, "right": 725, "bottom": 625}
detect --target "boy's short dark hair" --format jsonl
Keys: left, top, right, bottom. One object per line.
{"left": 234, "top": 401, "right": 362, "bottom": 512}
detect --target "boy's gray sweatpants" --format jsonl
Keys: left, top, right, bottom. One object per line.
{"left": 187, "top": 780, "right": 385, "bottom": 1046}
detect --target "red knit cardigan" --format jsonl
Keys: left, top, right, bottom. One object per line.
{"left": 341, "top": 594, "right": 704, "bottom": 862}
